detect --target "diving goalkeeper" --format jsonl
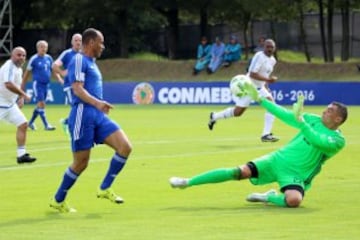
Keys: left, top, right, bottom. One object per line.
{"left": 169, "top": 82, "right": 348, "bottom": 208}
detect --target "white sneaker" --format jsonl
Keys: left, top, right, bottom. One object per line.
{"left": 246, "top": 189, "right": 277, "bottom": 203}
{"left": 169, "top": 177, "right": 188, "bottom": 189}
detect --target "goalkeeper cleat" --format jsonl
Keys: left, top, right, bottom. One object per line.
{"left": 169, "top": 177, "right": 188, "bottom": 189}
{"left": 49, "top": 199, "right": 77, "bottom": 213}
{"left": 246, "top": 189, "right": 277, "bottom": 203}
{"left": 97, "top": 188, "right": 124, "bottom": 204}
{"left": 293, "top": 94, "right": 305, "bottom": 121}
{"left": 208, "top": 112, "right": 216, "bottom": 130}
{"left": 261, "top": 133, "right": 279, "bottom": 142}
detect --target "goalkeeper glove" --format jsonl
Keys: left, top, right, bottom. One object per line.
{"left": 293, "top": 94, "right": 304, "bottom": 122}
{"left": 242, "top": 81, "right": 260, "bottom": 101}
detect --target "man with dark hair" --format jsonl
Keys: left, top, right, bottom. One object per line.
{"left": 50, "top": 28, "right": 132, "bottom": 213}
{"left": 171, "top": 86, "right": 348, "bottom": 208}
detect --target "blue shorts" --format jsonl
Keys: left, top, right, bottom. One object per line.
{"left": 68, "top": 103, "right": 120, "bottom": 152}
{"left": 33, "top": 81, "right": 48, "bottom": 102}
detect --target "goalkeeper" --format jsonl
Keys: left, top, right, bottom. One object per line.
{"left": 169, "top": 82, "right": 348, "bottom": 208}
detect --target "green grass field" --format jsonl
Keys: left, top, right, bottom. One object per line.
{"left": 1, "top": 104, "right": 359, "bottom": 240}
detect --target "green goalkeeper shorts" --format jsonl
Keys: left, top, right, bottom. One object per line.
{"left": 248, "top": 153, "right": 307, "bottom": 192}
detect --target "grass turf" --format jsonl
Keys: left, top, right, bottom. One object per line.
{"left": 0, "top": 104, "right": 359, "bottom": 240}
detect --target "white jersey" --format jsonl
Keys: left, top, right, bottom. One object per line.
{"left": 246, "top": 51, "right": 276, "bottom": 88}
{"left": 0, "top": 60, "right": 23, "bottom": 107}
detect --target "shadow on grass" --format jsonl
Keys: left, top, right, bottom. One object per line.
{"left": 0, "top": 211, "right": 106, "bottom": 229}
{"left": 160, "top": 204, "right": 319, "bottom": 215}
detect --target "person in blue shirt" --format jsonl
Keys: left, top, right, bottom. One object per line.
{"left": 50, "top": 28, "right": 132, "bottom": 213}
{"left": 193, "top": 36, "right": 211, "bottom": 75}
{"left": 22, "top": 40, "right": 59, "bottom": 130}
{"left": 223, "top": 35, "right": 242, "bottom": 67}
{"left": 52, "top": 33, "right": 82, "bottom": 135}
{"left": 207, "top": 36, "right": 225, "bottom": 74}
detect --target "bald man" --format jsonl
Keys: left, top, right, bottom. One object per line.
{"left": 0, "top": 47, "right": 36, "bottom": 163}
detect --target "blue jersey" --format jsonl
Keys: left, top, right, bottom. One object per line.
{"left": 55, "top": 48, "right": 79, "bottom": 88}
{"left": 67, "top": 53, "right": 119, "bottom": 152}
{"left": 26, "top": 54, "right": 53, "bottom": 84}
{"left": 67, "top": 53, "right": 103, "bottom": 105}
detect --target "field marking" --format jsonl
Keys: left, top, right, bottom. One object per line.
{"left": 1, "top": 137, "right": 359, "bottom": 172}
{"left": 0, "top": 144, "right": 276, "bottom": 172}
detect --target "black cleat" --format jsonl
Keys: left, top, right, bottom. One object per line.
{"left": 208, "top": 112, "right": 216, "bottom": 130}
{"left": 17, "top": 153, "right": 37, "bottom": 164}
{"left": 261, "top": 133, "right": 279, "bottom": 142}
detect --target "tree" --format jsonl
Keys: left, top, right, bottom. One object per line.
{"left": 317, "top": 0, "right": 329, "bottom": 62}
{"left": 339, "top": 0, "right": 350, "bottom": 61}
{"left": 152, "top": 0, "right": 179, "bottom": 59}
{"left": 327, "top": 0, "right": 335, "bottom": 62}
{"left": 296, "top": 0, "right": 312, "bottom": 62}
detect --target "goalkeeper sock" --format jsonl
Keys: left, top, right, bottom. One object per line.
{"left": 188, "top": 168, "right": 240, "bottom": 186}
{"left": 267, "top": 193, "right": 288, "bottom": 207}
{"left": 213, "top": 107, "right": 235, "bottom": 120}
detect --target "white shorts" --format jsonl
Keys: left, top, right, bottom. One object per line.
{"left": 0, "top": 104, "right": 27, "bottom": 127}
{"left": 233, "top": 85, "right": 272, "bottom": 107}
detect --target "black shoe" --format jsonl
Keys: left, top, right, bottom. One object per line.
{"left": 193, "top": 69, "right": 199, "bottom": 75}
{"left": 17, "top": 153, "right": 37, "bottom": 164}
{"left": 208, "top": 112, "right": 216, "bottom": 130}
{"left": 261, "top": 133, "right": 279, "bottom": 142}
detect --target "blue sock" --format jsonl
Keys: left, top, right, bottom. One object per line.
{"left": 54, "top": 167, "right": 79, "bottom": 203}
{"left": 29, "top": 108, "right": 39, "bottom": 124}
{"left": 37, "top": 108, "right": 49, "bottom": 127}
{"left": 100, "top": 153, "right": 127, "bottom": 190}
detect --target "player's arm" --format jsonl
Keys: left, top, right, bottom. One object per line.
{"left": 5, "top": 82, "right": 31, "bottom": 102}
{"left": 249, "top": 72, "right": 277, "bottom": 83}
{"left": 21, "top": 69, "right": 31, "bottom": 90}
{"left": 72, "top": 81, "right": 113, "bottom": 114}
{"left": 300, "top": 122, "right": 345, "bottom": 153}
{"left": 52, "top": 60, "right": 65, "bottom": 85}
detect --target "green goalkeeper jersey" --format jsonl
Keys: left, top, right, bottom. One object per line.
{"left": 261, "top": 99, "right": 346, "bottom": 186}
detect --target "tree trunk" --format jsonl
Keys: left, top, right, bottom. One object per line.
{"left": 297, "top": 0, "right": 311, "bottom": 62}
{"left": 153, "top": 2, "right": 179, "bottom": 60}
{"left": 327, "top": 0, "right": 334, "bottom": 62}
{"left": 200, "top": 0, "right": 211, "bottom": 38}
{"left": 166, "top": 8, "right": 179, "bottom": 59}
{"left": 317, "top": 0, "right": 328, "bottom": 62}
{"left": 118, "top": 8, "right": 129, "bottom": 58}
{"left": 341, "top": 0, "right": 350, "bottom": 61}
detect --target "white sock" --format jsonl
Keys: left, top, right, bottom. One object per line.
{"left": 262, "top": 112, "right": 275, "bottom": 136}
{"left": 17, "top": 146, "right": 26, "bottom": 157}
{"left": 213, "top": 107, "right": 235, "bottom": 121}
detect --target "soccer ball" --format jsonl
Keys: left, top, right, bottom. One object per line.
{"left": 229, "top": 74, "right": 251, "bottom": 97}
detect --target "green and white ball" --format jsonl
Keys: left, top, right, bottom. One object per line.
{"left": 229, "top": 74, "right": 251, "bottom": 97}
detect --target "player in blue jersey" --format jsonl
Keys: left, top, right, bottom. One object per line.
{"left": 52, "top": 33, "right": 82, "bottom": 135}
{"left": 22, "top": 40, "right": 60, "bottom": 131}
{"left": 50, "top": 28, "right": 132, "bottom": 213}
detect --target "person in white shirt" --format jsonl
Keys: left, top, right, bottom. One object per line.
{"left": 0, "top": 47, "right": 37, "bottom": 163}
{"left": 208, "top": 39, "right": 279, "bottom": 142}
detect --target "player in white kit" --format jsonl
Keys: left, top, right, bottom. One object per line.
{"left": 0, "top": 47, "right": 37, "bottom": 164}
{"left": 208, "top": 39, "right": 279, "bottom": 142}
